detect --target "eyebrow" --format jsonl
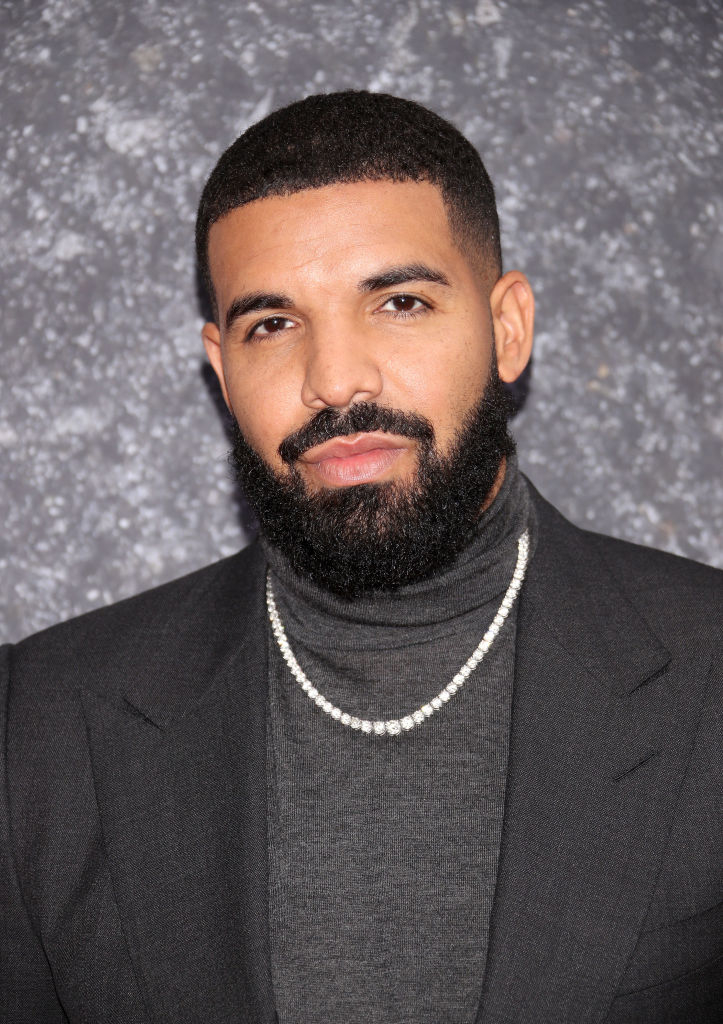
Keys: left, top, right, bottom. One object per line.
{"left": 358, "top": 263, "right": 451, "bottom": 293}
{"left": 225, "top": 291, "right": 293, "bottom": 332}
{"left": 223, "top": 263, "right": 451, "bottom": 332}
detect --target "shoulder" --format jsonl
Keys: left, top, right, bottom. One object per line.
{"left": 2, "top": 541, "right": 267, "bottom": 702}
{"left": 0, "top": 547, "right": 269, "bottom": 895}
{"left": 528, "top": 482, "right": 722, "bottom": 642}
{"left": 585, "top": 527, "right": 721, "bottom": 595}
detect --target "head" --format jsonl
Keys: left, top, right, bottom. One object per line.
{"left": 196, "top": 90, "right": 503, "bottom": 324}
{"left": 198, "top": 92, "right": 534, "bottom": 596}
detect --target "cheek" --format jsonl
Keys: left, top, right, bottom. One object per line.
{"left": 386, "top": 335, "right": 490, "bottom": 448}
{"left": 223, "top": 358, "right": 301, "bottom": 465}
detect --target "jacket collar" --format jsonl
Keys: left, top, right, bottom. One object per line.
{"left": 476, "top": 489, "right": 700, "bottom": 1024}
{"left": 521, "top": 485, "right": 671, "bottom": 696}
{"left": 84, "top": 493, "right": 695, "bottom": 1024}
{"left": 82, "top": 541, "right": 277, "bottom": 1023}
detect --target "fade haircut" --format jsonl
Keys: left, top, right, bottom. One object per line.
{"left": 196, "top": 90, "right": 503, "bottom": 322}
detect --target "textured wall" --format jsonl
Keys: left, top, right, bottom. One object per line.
{"left": 2, "top": 0, "right": 721, "bottom": 643}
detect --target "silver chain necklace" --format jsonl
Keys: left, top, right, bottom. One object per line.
{"left": 266, "top": 529, "right": 530, "bottom": 737}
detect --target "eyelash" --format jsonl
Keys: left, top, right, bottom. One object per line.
{"left": 245, "top": 316, "right": 294, "bottom": 342}
{"left": 379, "top": 294, "right": 431, "bottom": 319}
{"left": 245, "top": 293, "right": 431, "bottom": 340}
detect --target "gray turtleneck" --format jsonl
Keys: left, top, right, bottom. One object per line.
{"left": 264, "top": 459, "right": 536, "bottom": 1024}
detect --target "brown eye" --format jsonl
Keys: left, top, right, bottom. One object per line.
{"left": 391, "top": 295, "right": 418, "bottom": 312}
{"left": 251, "top": 315, "right": 294, "bottom": 338}
{"left": 380, "top": 294, "right": 427, "bottom": 315}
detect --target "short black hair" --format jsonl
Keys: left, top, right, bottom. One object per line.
{"left": 196, "top": 90, "right": 502, "bottom": 321}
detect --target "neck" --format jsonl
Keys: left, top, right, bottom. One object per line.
{"left": 480, "top": 455, "right": 507, "bottom": 514}
{"left": 261, "top": 454, "right": 534, "bottom": 635}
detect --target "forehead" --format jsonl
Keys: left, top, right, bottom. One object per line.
{"left": 207, "top": 180, "right": 471, "bottom": 305}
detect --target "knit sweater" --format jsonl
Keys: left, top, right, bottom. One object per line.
{"left": 264, "top": 457, "right": 536, "bottom": 1024}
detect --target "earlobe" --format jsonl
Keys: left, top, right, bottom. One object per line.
{"left": 201, "top": 321, "right": 232, "bottom": 409}
{"left": 490, "top": 271, "right": 535, "bottom": 383}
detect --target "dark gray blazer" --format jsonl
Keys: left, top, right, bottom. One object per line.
{"left": 2, "top": 488, "right": 721, "bottom": 1023}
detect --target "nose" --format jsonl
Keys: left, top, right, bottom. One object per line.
{"left": 300, "top": 326, "right": 384, "bottom": 411}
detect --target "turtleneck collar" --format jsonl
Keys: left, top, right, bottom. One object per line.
{"left": 261, "top": 455, "right": 535, "bottom": 646}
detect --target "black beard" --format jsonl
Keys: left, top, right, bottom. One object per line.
{"left": 230, "top": 365, "right": 515, "bottom": 598}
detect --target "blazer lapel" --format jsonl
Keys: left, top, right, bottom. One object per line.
{"left": 82, "top": 545, "right": 277, "bottom": 1024}
{"left": 477, "top": 498, "right": 705, "bottom": 1024}
{"left": 77, "top": 496, "right": 708, "bottom": 1023}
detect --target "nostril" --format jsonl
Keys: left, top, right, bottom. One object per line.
{"left": 301, "top": 357, "right": 384, "bottom": 410}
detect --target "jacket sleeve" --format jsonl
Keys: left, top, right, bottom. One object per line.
{"left": 1, "top": 643, "right": 68, "bottom": 1023}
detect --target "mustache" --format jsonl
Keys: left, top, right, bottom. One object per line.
{"left": 278, "top": 403, "right": 435, "bottom": 465}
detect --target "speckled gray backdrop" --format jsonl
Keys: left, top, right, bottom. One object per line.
{"left": 1, "top": 0, "right": 721, "bottom": 642}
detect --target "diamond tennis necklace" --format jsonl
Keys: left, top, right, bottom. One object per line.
{"left": 266, "top": 529, "right": 530, "bottom": 736}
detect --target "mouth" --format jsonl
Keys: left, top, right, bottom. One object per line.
{"left": 297, "top": 431, "right": 411, "bottom": 486}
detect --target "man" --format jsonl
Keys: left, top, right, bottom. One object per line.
{"left": 1, "top": 91, "right": 720, "bottom": 1024}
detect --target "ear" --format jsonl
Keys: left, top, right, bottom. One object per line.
{"left": 489, "top": 271, "right": 534, "bottom": 383}
{"left": 201, "top": 321, "right": 232, "bottom": 410}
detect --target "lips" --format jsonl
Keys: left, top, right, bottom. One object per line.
{"left": 298, "top": 431, "right": 409, "bottom": 486}
{"left": 299, "top": 432, "right": 408, "bottom": 464}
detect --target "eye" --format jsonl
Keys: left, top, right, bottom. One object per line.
{"left": 248, "top": 315, "right": 295, "bottom": 340}
{"left": 379, "top": 294, "right": 429, "bottom": 316}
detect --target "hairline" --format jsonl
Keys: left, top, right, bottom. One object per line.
{"left": 201, "top": 175, "right": 500, "bottom": 324}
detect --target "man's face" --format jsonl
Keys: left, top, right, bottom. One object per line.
{"left": 203, "top": 179, "right": 533, "bottom": 593}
